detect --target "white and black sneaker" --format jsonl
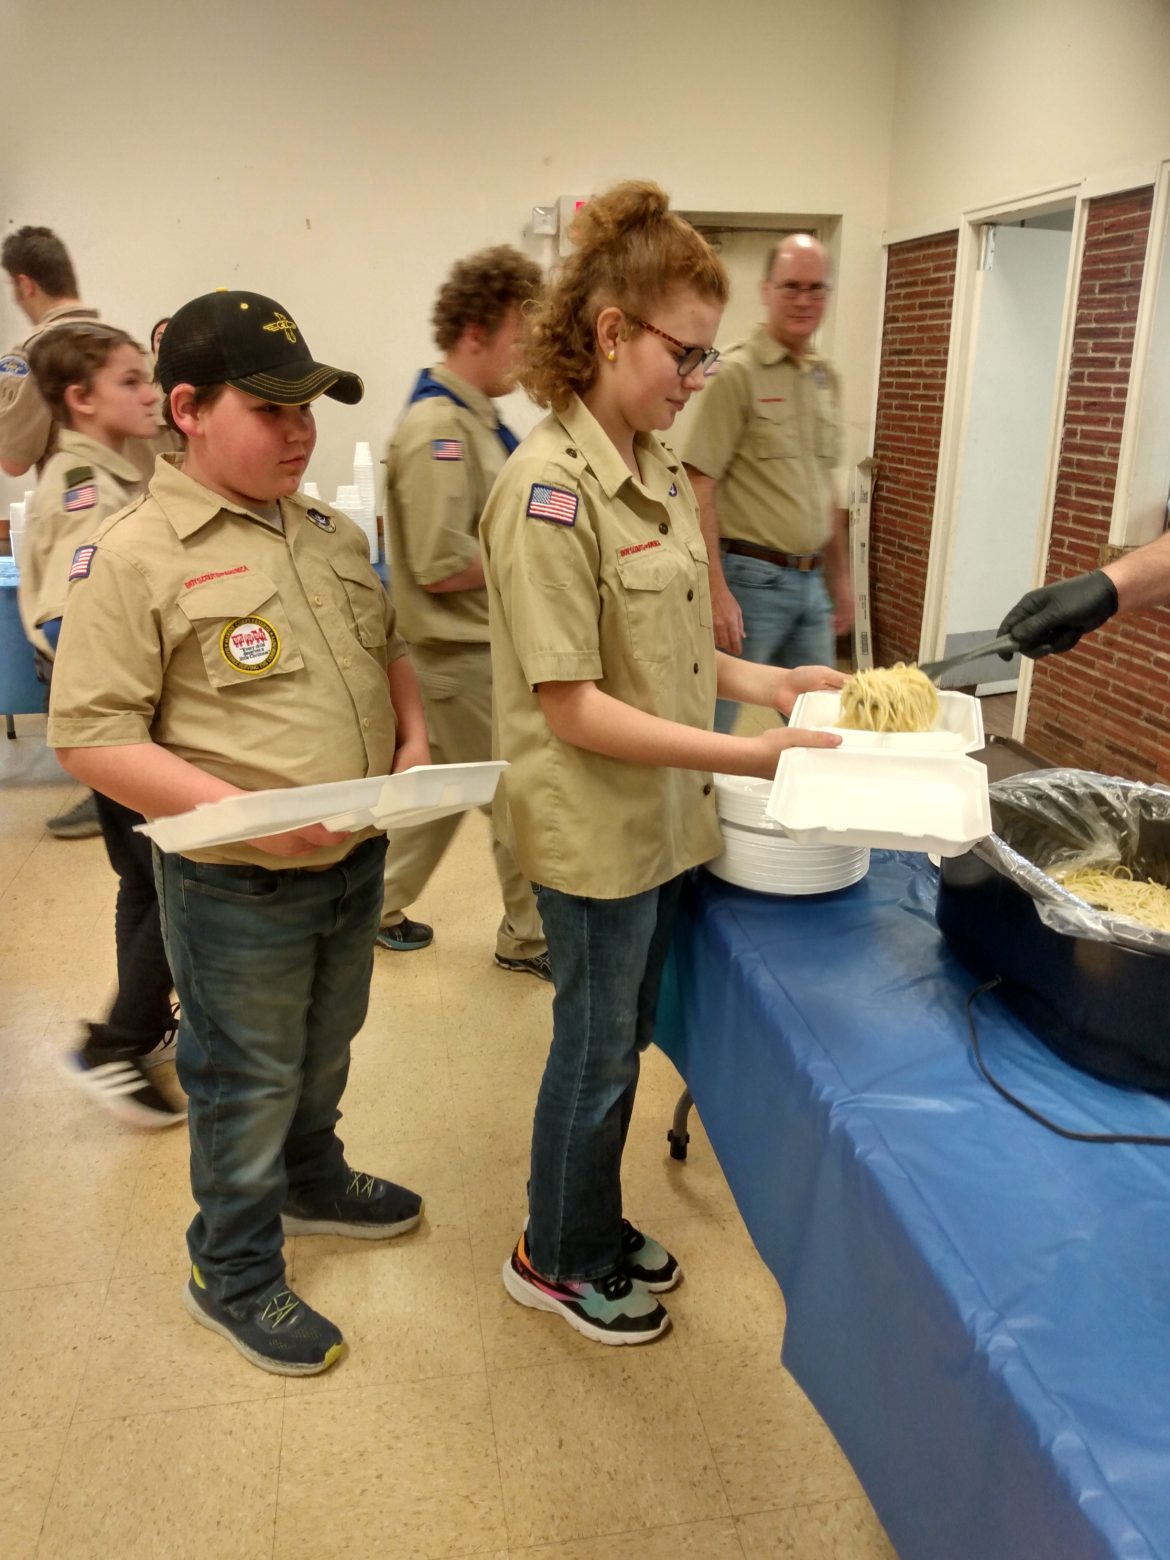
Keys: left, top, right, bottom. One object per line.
{"left": 61, "top": 1046, "right": 186, "bottom": 1129}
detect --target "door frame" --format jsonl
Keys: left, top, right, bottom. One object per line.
{"left": 915, "top": 182, "right": 1085, "bottom": 740}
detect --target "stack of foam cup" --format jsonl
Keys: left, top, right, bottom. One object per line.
{"left": 332, "top": 484, "right": 378, "bottom": 560}
{"left": 8, "top": 502, "right": 26, "bottom": 567}
{"left": 301, "top": 481, "right": 321, "bottom": 501}
{"left": 352, "top": 441, "right": 379, "bottom": 560}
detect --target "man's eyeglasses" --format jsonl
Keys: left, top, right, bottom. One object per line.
{"left": 771, "top": 281, "right": 831, "bottom": 298}
{"left": 625, "top": 314, "right": 719, "bottom": 378}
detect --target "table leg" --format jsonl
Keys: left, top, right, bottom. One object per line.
{"left": 667, "top": 1088, "right": 693, "bottom": 1161}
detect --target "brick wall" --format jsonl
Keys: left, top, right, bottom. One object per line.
{"left": 1023, "top": 187, "right": 1168, "bottom": 780}
{"left": 869, "top": 231, "right": 959, "bottom": 664}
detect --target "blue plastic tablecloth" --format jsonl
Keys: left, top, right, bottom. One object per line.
{"left": 0, "top": 560, "right": 46, "bottom": 720}
{"left": 656, "top": 852, "right": 1170, "bottom": 1560}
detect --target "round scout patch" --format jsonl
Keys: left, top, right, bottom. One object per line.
{"left": 220, "top": 615, "right": 281, "bottom": 674}
{"left": 0, "top": 354, "right": 30, "bottom": 377}
{"left": 306, "top": 507, "right": 336, "bottom": 532}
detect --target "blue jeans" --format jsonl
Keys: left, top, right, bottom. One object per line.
{"left": 153, "top": 835, "right": 387, "bottom": 1304}
{"left": 714, "top": 553, "right": 834, "bottom": 733}
{"left": 528, "top": 875, "right": 684, "bottom": 1282}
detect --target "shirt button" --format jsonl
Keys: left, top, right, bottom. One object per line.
{"left": 693, "top": 662, "right": 699, "bottom": 674}
{"left": 314, "top": 593, "right": 323, "bottom": 606}
{"left": 687, "top": 589, "right": 694, "bottom": 602}
{"left": 343, "top": 656, "right": 352, "bottom": 668}
{"left": 565, "top": 447, "right": 577, "bottom": 457}
{"left": 702, "top": 783, "right": 712, "bottom": 796}
{"left": 658, "top": 522, "right": 669, "bottom": 535}
{"left": 362, "top": 717, "right": 370, "bottom": 728}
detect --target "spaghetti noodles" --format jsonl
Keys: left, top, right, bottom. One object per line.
{"left": 838, "top": 663, "right": 940, "bottom": 734}
{"left": 1055, "top": 862, "right": 1170, "bottom": 933}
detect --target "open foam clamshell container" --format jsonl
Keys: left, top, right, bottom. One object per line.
{"left": 765, "top": 689, "right": 991, "bottom": 857}
{"left": 137, "top": 761, "right": 508, "bottom": 854}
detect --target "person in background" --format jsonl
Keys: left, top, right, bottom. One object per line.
{"left": 1, "top": 226, "right": 156, "bottom": 837}
{"left": 480, "top": 181, "right": 844, "bottom": 1345}
{"left": 20, "top": 322, "right": 184, "bottom": 1126}
{"left": 150, "top": 316, "right": 171, "bottom": 357}
{"left": 48, "top": 290, "right": 431, "bottom": 1376}
{"left": 682, "top": 234, "right": 852, "bottom": 732}
{"left": 378, "top": 245, "right": 549, "bottom": 977}
{"left": 998, "top": 536, "right": 1170, "bottom": 657}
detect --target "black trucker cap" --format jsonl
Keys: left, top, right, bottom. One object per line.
{"left": 157, "top": 290, "right": 363, "bottom": 405}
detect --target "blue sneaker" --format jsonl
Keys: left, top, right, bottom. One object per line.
{"left": 375, "top": 916, "right": 433, "bottom": 951}
{"left": 502, "top": 1233, "right": 670, "bottom": 1345}
{"left": 619, "top": 1219, "right": 682, "bottom": 1292}
{"left": 282, "top": 1168, "right": 423, "bottom": 1239}
{"left": 182, "top": 1267, "right": 345, "bottom": 1376}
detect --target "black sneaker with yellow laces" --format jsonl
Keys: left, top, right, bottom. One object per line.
{"left": 182, "top": 1266, "right": 345, "bottom": 1376}
{"left": 282, "top": 1168, "right": 423, "bottom": 1239}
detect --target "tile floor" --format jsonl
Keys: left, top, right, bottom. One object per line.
{"left": 0, "top": 714, "right": 898, "bottom": 1560}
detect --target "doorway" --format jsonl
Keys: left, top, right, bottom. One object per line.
{"left": 935, "top": 206, "right": 1076, "bottom": 694}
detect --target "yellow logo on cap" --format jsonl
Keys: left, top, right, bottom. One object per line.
{"left": 263, "top": 312, "right": 298, "bottom": 344}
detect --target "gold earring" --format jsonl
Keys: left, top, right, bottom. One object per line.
{"left": 606, "top": 350, "right": 616, "bottom": 362}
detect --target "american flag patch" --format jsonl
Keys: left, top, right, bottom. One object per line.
{"left": 527, "top": 483, "right": 578, "bottom": 526}
{"left": 69, "top": 544, "right": 97, "bottom": 580}
{"left": 64, "top": 482, "right": 97, "bottom": 512}
{"left": 431, "top": 439, "right": 463, "bottom": 461}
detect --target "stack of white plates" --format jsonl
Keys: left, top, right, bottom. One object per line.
{"left": 707, "top": 774, "right": 870, "bottom": 896}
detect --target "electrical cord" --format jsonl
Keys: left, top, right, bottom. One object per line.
{"left": 965, "top": 977, "right": 1170, "bottom": 1146}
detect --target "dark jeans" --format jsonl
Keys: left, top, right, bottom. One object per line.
{"left": 88, "top": 792, "right": 175, "bottom": 1056}
{"left": 153, "top": 834, "right": 387, "bottom": 1305}
{"left": 527, "top": 874, "right": 685, "bottom": 1282}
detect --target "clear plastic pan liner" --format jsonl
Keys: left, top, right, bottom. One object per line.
{"left": 974, "top": 768, "right": 1170, "bottom": 955}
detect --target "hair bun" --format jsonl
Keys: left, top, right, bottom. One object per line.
{"left": 569, "top": 181, "right": 671, "bottom": 249}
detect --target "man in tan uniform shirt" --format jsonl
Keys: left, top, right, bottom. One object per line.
{"left": 682, "top": 234, "right": 852, "bottom": 733}
{"left": 379, "top": 246, "right": 548, "bottom": 976}
{"left": 2, "top": 226, "right": 164, "bottom": 481}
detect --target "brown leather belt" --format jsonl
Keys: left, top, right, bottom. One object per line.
{"left": 723, "top": 539, "right": 822, "bottom": 572}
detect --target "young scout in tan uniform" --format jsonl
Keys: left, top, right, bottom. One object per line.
{"left": 48, "top": 290, "right": 431, "bottom": 1376}
{"left": 22, "top": 322, "right": 185, "bottom": 1128}
{"left": 2, "top": 226, "right": 166, "bottom": 837}
{"left": 379, "top": 247, "right": 549, "bottom": 977}
{"left": 682, "top": 234, "right": 853, "bottom": 733}
{"left": 480, "top": 182, "right": 843, "bottom": 1345}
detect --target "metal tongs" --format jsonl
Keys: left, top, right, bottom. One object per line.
{"left": 918, "top": 633, "right": 1017, "bottom": 683}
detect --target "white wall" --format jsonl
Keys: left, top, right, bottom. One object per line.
{"left": 886, "top": 0, "right": 1170, "bottom": 236}
{"left": 1, "top": 0, "right": 900, "bottom": 515}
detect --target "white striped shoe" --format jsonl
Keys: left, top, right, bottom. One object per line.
{"left": 61, "top": 1048, "right": 186, "bottom": 1129}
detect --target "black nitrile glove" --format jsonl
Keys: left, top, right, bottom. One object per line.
{"left": 997, "top": 570, "right": 1119, "bottom": 659}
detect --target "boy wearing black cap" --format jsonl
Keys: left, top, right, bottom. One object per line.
{"left": 46, "top": 291, "right": 431, "bottom": 1376}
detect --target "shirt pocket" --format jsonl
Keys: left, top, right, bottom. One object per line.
{"left": 330, "top": 552, "right": 388, "bottom": 650}
{"left": 687, "top": 540, "right": 713, "bottom": 629}
{"left": 752, "top": 406, "right": 800, "bottom": 460}
{"left": 176, "top": 571, "right": 305, "bottom": 689}
{"left": 614, "top": 548, "right": 681, "bottom": 663}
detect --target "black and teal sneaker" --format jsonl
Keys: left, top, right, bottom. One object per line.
{"left": 619, "top": 1219, "right": 682, "bottom": 1292}
{"left": 502, "top": 1233, "right": 670, "bottom": 1345}
{"left": 282, "top": 1168, "right": 423, "bottom": 1239}
{"left": 182, "top": 1267, "right": 345, "bottom": 1376}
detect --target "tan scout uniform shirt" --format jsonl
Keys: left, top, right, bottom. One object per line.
{"left": 383, "top": 366, "right": 509, "bottom": 647}
{"left": 0, "top": 304, "right": 101, "bottom": 471}
{"left": 18, "top": 430, "right": 144, "bottom": 656}
{"left": 47, "top": 457, "right": 407, "bottom": 870}
{"left": 681, "top": 325, "right": 843, "bottom": 555}
{"left": 480, "top": 394, "right": 723, "bottom": 900}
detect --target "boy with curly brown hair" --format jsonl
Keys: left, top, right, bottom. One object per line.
{"left": 378, "top": 245, "right": 551, "bottom": 976}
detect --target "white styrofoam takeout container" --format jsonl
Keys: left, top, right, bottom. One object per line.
{"left": 768, "top": 748, "right": 991, "bottom": 857}
{"left": 786, "top": 688, "right": 985, "bottom": 753}
{"left": 137, "top": 762, "right": 507, "bottom": 854}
